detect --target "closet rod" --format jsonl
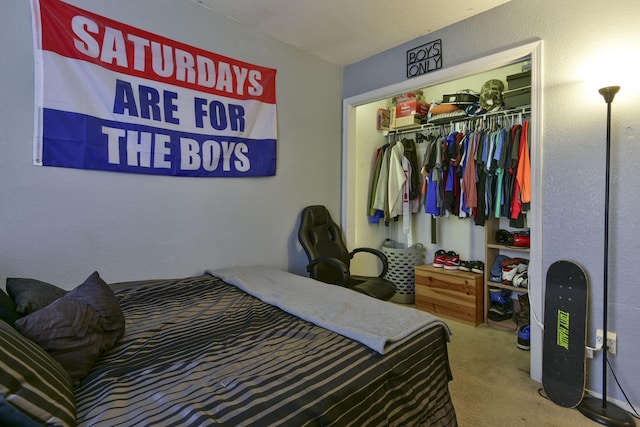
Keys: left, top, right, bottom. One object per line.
{"left": 384, "top": 105, "right": 531, "bottom": 137}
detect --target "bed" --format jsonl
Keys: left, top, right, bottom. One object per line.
{"left": 1, "top": 266, "right": 458, "bottom": 426}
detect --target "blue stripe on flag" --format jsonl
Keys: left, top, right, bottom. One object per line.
{"left": 41, "top": 109, "right": 276, "bottom": 177}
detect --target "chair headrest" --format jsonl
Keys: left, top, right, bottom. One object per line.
{"left": 302, "top": 205, "right": 330, "bottom": 227}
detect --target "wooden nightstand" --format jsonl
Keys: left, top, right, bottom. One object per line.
{"left": 415, "top": 264, "right": 484, "bottom": 326}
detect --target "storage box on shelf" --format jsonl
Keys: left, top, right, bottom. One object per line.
{"left": 483, "top": 219, "right": 530, "bottom": 323}
{"left": 395, "top": 99, "right": 430, "bottom": 118}
{"left": 392, "top": 114, "right": 424, "bottom": 128}
{"left": 415, "top": 265, "right": 484, "bottom": 326}
{"left": 376, "top": 108, "right": 391, "bottom": 130}
{"left": 391, "top": 99, "right": 429, "bottom": 128}
{"left": 506, "top": 71, "right": 531, "bottom": 90}
{"left": 441, "top": 91, "right": 479, "bottom": 105}
{"left": 504, "top": 71, "right": 531, "bottom": 109}
{"left": 503, "top": 87, "right": 531, "bottom": 109}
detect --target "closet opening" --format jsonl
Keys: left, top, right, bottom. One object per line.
{"left": 341, "top": 40, "right": 543, "bottom": 382}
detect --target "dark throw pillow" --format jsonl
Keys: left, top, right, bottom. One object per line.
{"left": 6, "top": 278, "right": 67, "bottom": 315}
{"left": 0, "top": 289, "right": 20, "bottom": 326}
{"left": 15, "top": 271, "right": 125, "bottom": 383}
{"left": 0, "top": 320, "right": 75, "bottom": 427}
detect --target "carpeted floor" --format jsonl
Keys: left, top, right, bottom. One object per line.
{"left": 445, "top": 319, "right": 604, "bottom": 426}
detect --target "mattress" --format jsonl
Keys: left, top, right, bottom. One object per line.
{"left": 74, "top": 273, "right": 457, "bottom": 426}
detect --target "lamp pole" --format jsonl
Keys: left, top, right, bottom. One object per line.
{"left": 578, "top": 86, "right": 635, "bottom": 427}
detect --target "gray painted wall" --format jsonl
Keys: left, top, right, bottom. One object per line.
{"left": 0, "top": 1, "right": 342, "bottom": 284}
{"left": 344, "top": 0, "right": 640, "bottom": 410}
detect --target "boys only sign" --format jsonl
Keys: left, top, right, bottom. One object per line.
{"left": 406, "top": 39, "right": 442, "bottom": 78}
{"left": 31, "top": 0, "right": 277, "bottom": 177}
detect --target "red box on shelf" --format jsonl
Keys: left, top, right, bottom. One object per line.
{"left": 395, "top": 100, "right": 430, "bottom": 118}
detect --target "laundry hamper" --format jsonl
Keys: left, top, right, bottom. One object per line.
{"left": 382, "top": 240, "right": 426, "bottom": 304}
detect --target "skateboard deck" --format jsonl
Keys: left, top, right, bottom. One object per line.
{"left": 542, "top": 260, "right": 588, "bottom": 408}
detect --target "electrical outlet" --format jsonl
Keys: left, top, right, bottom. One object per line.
{"left": 607, "top": 332, "right": 617, "bottom": 356}
{"left": 596, "top": 329, "right": 604, "bottom": 349}
{"left": 596, "top": 329, "right": 617, "bottom": 355}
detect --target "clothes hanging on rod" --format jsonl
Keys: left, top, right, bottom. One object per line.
{"left": 367, "top": 107, "right": 531, "bottom": 244}
{"left": 461, "top": 128, "right": 480, "bottom": 217}
{"left": 416, "top": 109, "right": 531, "bottom": 226}
{"left": 367, "top": 137, "right": 423, "bottom": 244}
{"left": 368, "top": 142, "right": 390, "bottom": 223}
{"left": 422, "top": 131, "right": 466, "bottom": 218}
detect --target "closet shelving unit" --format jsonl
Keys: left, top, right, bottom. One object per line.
{"left": 483, "top": 220, "right": 530, "bottom": 323}
{"left": 385, "top": 105, "right": 532, "bottom": 324}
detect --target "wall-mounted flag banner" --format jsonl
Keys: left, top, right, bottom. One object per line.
{"left": 30, "top": 0, "right": 277, "bottom": 177}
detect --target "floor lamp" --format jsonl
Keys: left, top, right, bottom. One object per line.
{"left": 577, "top": 86, "right": 635, "bottom": 427}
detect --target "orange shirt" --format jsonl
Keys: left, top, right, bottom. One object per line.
{"left": 511, "top": 120, "right": 531, "bottom": 219}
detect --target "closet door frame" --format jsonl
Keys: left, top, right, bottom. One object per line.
{"left": 341, "top": 39, "right": 544, "bottom": 382}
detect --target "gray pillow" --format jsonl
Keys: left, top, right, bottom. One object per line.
{"left": 0, "top": 319, "right": 75, "bottom": 427}
{"left": 6, "top": 278, "right": 67, "bottom": 315}
{"left": 15, "top": 271, "right": 125, "bottom": 383}
{"left": 0, "top": 289, "right": 20, "bottom": 326}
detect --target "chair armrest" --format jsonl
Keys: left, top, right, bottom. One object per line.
{"left": 350, "top": 248, "right": 389, "bottom": 278}
{"left": 307, "top": 258, "right": 350, "bottom": 285}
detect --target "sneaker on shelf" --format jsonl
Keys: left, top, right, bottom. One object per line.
{"left": 471, "top": 261, "right": 484, "bottom": 274}
{"left": 501, "top": 257, "right": 527, "bottom": 285}
{"left": 517, "top": 325, "right": 531, "bottom": 350}
{"left": 513, "top": 271, "right": 529, "bottom": 288}
{"left": 459, "top": 260, "right": 472, "bottom": 271}
{"left": 490, "top": 255, "right": 509, "bottom": 282}
{"left": 502, "top": 263, "right": 519, "bottom": 284}
{"left": 489, "top": 287, "right": 512, "bottom": 305}
{"left": 433, "top": 249, "right": 447, "bottom": 268}
{"left": 488, "top": 301, "right": 514, "bottom": 321}
{"left": 517, "top": 260, "right": 529, "bottom": 273}
{"left": 444, "top": 251, "right": 460, "bottom": 270}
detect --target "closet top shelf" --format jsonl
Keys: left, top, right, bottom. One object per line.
{"left": 385, "top": 105, "right": 531, "bottom": 135}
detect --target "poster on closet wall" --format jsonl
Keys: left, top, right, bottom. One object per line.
{"left": 30, "top": 0, "right": 277, "bottom": 177}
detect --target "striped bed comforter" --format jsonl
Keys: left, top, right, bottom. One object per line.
{"left": 74, "top": 274, "right": 458, "bottom": 426}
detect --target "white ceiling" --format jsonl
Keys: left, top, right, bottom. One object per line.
{"left": 191, "top": 0, "right": 512, "bottom": 66}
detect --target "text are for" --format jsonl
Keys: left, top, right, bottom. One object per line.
{"left": 113, "top": 79, "right": 246, "bottom": 131}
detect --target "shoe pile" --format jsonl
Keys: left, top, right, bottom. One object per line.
{"left": 458, "top": 260, "right": 472, "bottom": 271}
{"left": 489, "top": 255, "right": 509, "bottom": 282}
{"left": 487, "top": 288, "right": 514, "bottom": 321}
{"left": 434, "top": 250, "right": 483, "bottom": 274}
{"left": 459, "top": 260, "right": 484, "bottom": 274}
{"left": 489, "top": 256, "right": 529, "bottom": 288}
{"left": 470, "top": 261, "right": 484, "bottom": 274}
{"left": 444, "top": 252, "right": 460, "bottom": 270}
{"left": 432, "top": 250, "right": 447, "bottom": 268}
{"left": 503, "top": 258, "right": 529, "bottom": 288}
{"left": 432, "top": 250, "right": 460, "bottom": 270}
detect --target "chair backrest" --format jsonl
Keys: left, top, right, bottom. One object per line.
{"left": 298, "top": 205, "right": 350, "bottom": 284}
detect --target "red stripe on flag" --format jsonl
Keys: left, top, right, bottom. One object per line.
{"left": 37, "top": 0, "right": 276, "bottom": 103}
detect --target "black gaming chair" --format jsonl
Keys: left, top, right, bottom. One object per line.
{"left": 297, "top": 205, "right": 396, "bottom": 301}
